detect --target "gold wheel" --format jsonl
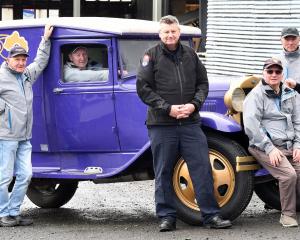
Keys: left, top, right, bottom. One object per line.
{"left": 173, "top": 149, "right": 236, "bottom": 211}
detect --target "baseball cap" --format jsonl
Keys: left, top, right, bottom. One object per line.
{"left": 281, "top": 27, "right": 299, "bottom": 38}
{"left": 263, "top": 58, "right": 283, "bottom": 70}
{"left": 8, "top": 45, "right": 29, "bottom": 58}
{"left": 70, "top": 46, "right": 88, "bottom": 54}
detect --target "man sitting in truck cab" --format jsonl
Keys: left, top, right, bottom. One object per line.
{"left": 63, "top": 46, "right": 109, "bottom": 83}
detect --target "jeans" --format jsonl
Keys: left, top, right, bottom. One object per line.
{"left": 0, "top": 140, "right": 32, "bottom": 217}
{"left": 148, "top": 123, "right": 220, "bottom": 223}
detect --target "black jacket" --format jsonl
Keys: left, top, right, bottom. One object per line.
{"left": 295, "top": 83, "right": 300, "bottom": 94}
{"left": 136, "top": 42, "right": 208, "bottom": 126}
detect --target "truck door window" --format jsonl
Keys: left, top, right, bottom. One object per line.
{"left": 61, "top": 44, "right": 109, "bottom": 83}
{"left": 118, "top": 40, "right": 158, "bottom": 77}
{"left": 118, "top": 39, "right": 190, "bottom": 78}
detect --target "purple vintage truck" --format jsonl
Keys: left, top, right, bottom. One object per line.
{"left": 0, "top": 17, "right": 285, "bottom": 225}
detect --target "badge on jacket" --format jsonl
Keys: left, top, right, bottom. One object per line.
{"left": 142, "top": 54, "right": 150, "bottom": 67}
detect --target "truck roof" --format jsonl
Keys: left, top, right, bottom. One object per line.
{"left": 0, "top": 17, "right": 201, "bottom": 37}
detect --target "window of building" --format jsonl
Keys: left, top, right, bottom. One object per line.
{"left": 22, "top": 8, "right": 59, "bottom": 19}
{"left": 85, "top": 0, "right": 132, "bottom": 2}
{"left": 1, "top": 8, "right": 13, "bottom": 20}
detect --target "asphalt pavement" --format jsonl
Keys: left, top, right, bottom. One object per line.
{"left": 0, "top": 180, "right": 299, "bottom": 240}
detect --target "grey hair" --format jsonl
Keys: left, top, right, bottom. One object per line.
{"left": 159, "top": 15, "right": 179, "bottom": 25}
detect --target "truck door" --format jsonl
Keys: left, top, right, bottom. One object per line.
{"left": 48, "top": 39, "right": 119, "bottom": 151}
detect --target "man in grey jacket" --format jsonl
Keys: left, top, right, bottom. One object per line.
{"left": 63, "top": 46, "right": 108, "bottom": 83}
{"left": 275, "top": 27, "right": 300, "bottom": 89}
{"left": 0, "top": 25, "right": 53, "bottom": 227}
{"left": 244, "top": 58, "right": 300, "bottom": 228}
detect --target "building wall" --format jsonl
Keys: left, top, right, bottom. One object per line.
{"left": 205, "top": 0, "right": 300, "bottom": 76}
{"left": 0, "top": 0, "right": 136, "bottom": 20}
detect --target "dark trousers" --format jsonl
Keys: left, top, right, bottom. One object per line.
{"left": 148, "top": 123, "right": 220, "bottom": 223}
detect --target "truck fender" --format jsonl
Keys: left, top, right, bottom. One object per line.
{"left": 200, "top": 111, "right": 242, "bottom": 132}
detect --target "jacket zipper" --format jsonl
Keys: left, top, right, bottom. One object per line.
{"left": 175, "top": 61, "right": 183, "bottom": 125}
{"left": 8, "top": 108, "right": 12, "bottom": 130}
{"left": 175, "top": 62, "right": 183, "bottom": 103}
{"left": 17, "top": 75, "right": 29, "bottom": 139}
{"left": 24, "top": 81, "right": 29, "bottom": 140}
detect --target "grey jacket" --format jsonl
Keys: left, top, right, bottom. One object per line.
{"left": 0, "top": 37, "right": 51, "bottom": 140}
{"left": 243, "top": 80, "right": 300, "bottom": 154}
{"left": 275, "top": 48, "right": 300, "bottom": 83}
{"left": 63, "top": 61, "right": 109, "bottom": 82}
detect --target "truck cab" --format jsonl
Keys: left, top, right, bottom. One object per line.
{"left": 0, "top": 17, "right": 257, "bottom": 225}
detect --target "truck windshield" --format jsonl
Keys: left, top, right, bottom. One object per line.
{"left": 118, "top": 39, "right": 190, "bottom": 78}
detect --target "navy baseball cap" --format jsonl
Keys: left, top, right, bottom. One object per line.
{"left": 8, "top": 46, "right": 29, "bottom": 58}
{"left": 281, "top": 27, "right": 299, "bottom": 38}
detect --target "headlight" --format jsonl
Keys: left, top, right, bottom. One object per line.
{"left": 224, "top": 87, "right": 246, "bottom": 113}
{"left": 231, "top": 88, "right": 245, "bottom": 112}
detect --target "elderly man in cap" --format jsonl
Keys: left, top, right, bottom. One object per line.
{"left": 63, "top": 46, "right": 108, "bottom": 82}
{"left": 273, "top": 27, "right": 300, "bottom": 90}
{"left": 0, "top": 25, "right": 53, "bottom": 227}
{"left": 244, "top": 58, "right": 300, "bottom": 227}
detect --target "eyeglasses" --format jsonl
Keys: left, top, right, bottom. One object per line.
{"left": 265, "top": 69, "right": 282, "bottom": 75}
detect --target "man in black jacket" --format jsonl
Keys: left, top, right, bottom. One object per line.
{"left": 136, "top": 15, "right": 232, "bottom": 232}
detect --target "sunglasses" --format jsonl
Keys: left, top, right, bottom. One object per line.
{"left": 265, "top": 69, "right": 282, "bottom": 75}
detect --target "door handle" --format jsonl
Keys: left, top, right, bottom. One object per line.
{"left": 53, "top": 88, "right": 64, "bottom": 94}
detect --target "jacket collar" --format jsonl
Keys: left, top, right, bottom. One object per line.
{"left": 160, "top": 42, "right": 183, "bottom": 63}
{"left": 261, "top": 78, "right": 294, "bottom": 99}
{"left": 1, "top": 61, "right": 26, "bottom": 77}
{"left": 283, "top": 47, "right": 300, "bottom": 60}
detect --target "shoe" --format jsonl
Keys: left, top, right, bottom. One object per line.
{"left": 204, "top": 215, "right": 232, "bottom": 229}
{"left": 264, "top": 204, "right": 274, "bottom": 210}
{"left": 159, "top": 218, "right": 176, "bottom": 232}
{"left": 11, "top": 216, "right": 33, "bottom": 226}
{"left": 0, "top": 216, "right": 18, "bottom": 227}
{"left": 279, "top": 214, "right": 298, "bottom": 228}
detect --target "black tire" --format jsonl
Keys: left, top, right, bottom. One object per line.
{"left": 8, "top": 178, "right": 15, "bottom": 192}
{"left": 255, "top": 180, "right": 300, "bottom": 211}
{"left": 172, "top": 132, "right": 254, "bottom": 225}
{"left": 26, "top": 179, "right": 78, "bottom": 208}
